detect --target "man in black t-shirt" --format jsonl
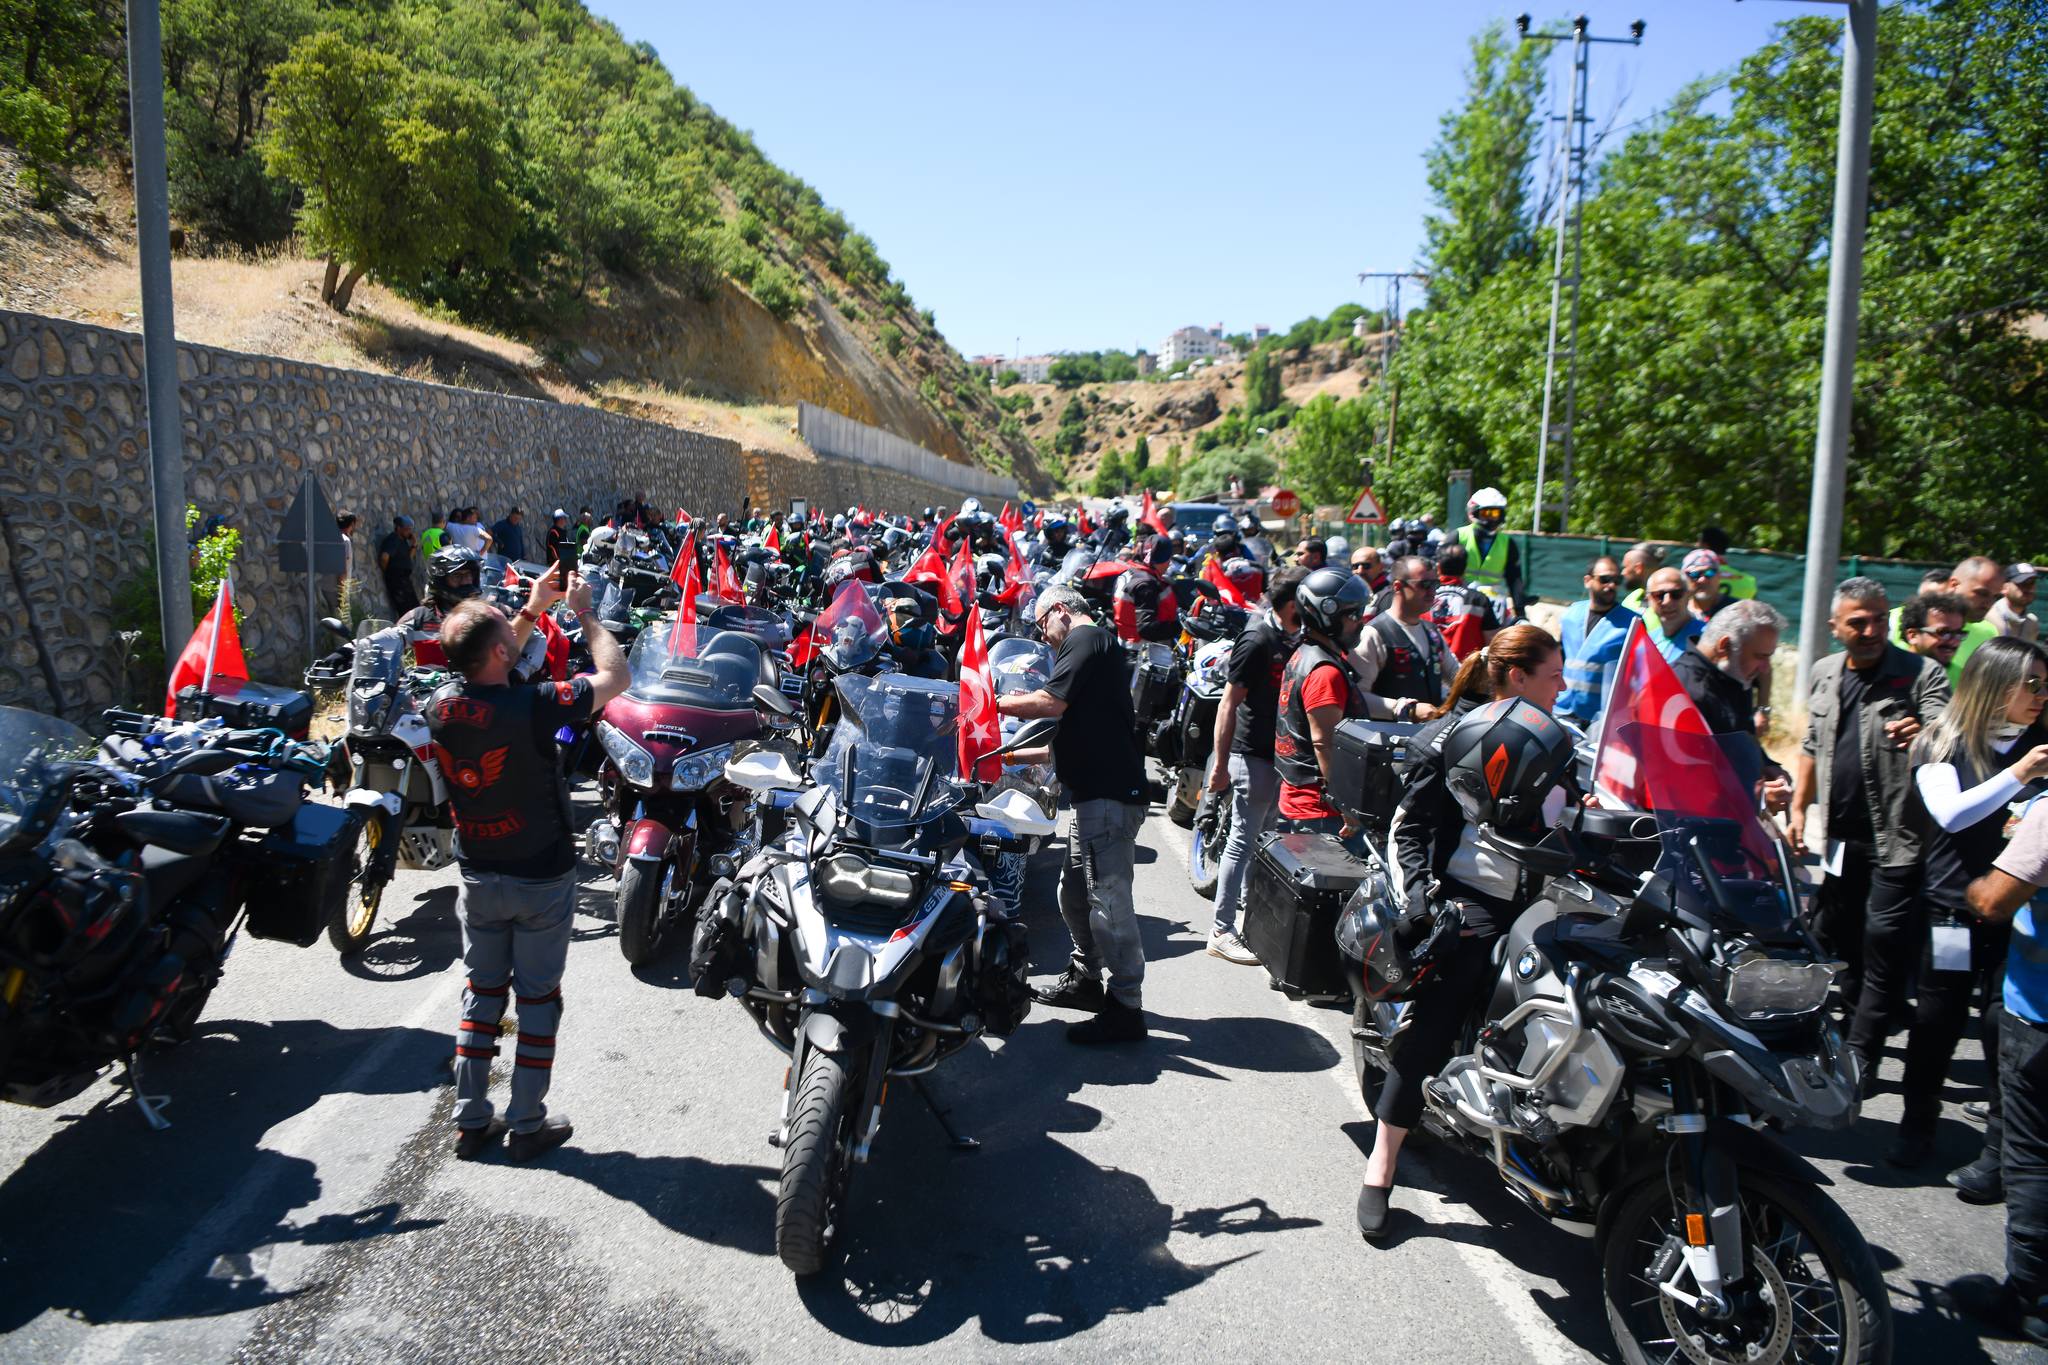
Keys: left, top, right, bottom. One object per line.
{"left": 998, "top": 584, "right": 1149, "bottom": 1044}
{"left": 429, "top": 571, "right": 629, "bottom": 1162}
{"left": 1204, "top": 566, "right": 1306, "bottom": 965}
{"left": 378, "top": 515, "right": 421, "bottom": 615}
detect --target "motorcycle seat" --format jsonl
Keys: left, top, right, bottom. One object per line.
{"left": 156, "top": 769, "right": 304, "bottom": 830}
{"left": 139, "top": 844, "right": 213, "bottom": 907}
{"left": 116, "top": 808, "right": 231, "bottom": 857}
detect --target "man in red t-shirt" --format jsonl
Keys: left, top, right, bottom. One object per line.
{"left": 1272, "top": 568, "right": 1373, "bottom": 832}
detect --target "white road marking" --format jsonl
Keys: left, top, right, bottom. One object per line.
{"left": 1151, "top": 816, "right": 1592, "bottom": 1365}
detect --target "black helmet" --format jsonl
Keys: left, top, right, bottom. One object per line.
{"left": 1336, "top": 870, "right": 1462, "bottom": 1004}
{"left": 1440, "top": 698, "right": 1575, "bottom": 835}
{"left": 922, "top": 506, "right": 937, "bottom": 523}
{"left": 427, "top": 545, "right": 483, "bottom": 610}
{"left": 1105, "top": 504, "right": 1129, "bottom": 527}
{"left": 1210, "top": 512, "right": 1236, "bottom": 537}
{"left": 1296, "top": 566, "right": 1368, "bottom": 639}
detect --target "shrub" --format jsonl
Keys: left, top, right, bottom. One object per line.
{"left": 878, "top": 323, "right": 903, "bottom": 357}
{"left": 752, "top": 260, "right": 805, "bottom": 319}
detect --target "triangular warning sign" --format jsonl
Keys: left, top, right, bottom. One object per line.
{"left": 1346, "top": 487, "right": 1386, "bottom": 525}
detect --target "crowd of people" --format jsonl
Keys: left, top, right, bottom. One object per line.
{"left": 327, "top": 480, "right": 2046, "bottom": 1342}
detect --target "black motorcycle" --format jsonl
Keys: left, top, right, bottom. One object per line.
{"left": 0, "top": 707, "right": 358, "bottom": 1124}
{"left": 699, "top": 673, "right": 1053, "bottom": 1275}
{"left": 1339, "top": 724, "right": 1888, "bottom": 1365}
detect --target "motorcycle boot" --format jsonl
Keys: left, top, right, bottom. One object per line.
{"left": 1031, "top": 967, "right": 1107, "bottom": 1012}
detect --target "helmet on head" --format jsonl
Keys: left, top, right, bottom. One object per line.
{"left": 1467, "top": 487, "right": 1508, "bottom": 524}
{"left": 921, "top": 506, "right": 937, "bottom": 523}
{"left": 427, "top": 545, "right": 483, "bottom": 610}
{"left": 583, "top": 525, "right": 618, "bottom": 565}
{"left": 1041, "top": 512, "right": 1070, "bottom": 537}
{"left": 1296, "top": 566, "right": 1369, "bottom": 640}
{"left": 1440, "top": 698, "right": 1575, "bottom": 836}
{"left": 1105, "top": 503, "right": 1129, "bottom": 527}
{"left": 1239, "top": 511, "right": 1263, "bottom": 538}
{"left": 785, "top": 512, "right": 805, "bottom": 532}
{"left": 1209, "top": 512, "right": 1241, "bottom": 552}
{"left": 958, "top": 497, "right": 983, "bottom": 521}
{"left": 831, "top": 513, "right": 848, "bottom": 532}
{"left": 1325, "top": 535, "right": 1350, "bottom": 560}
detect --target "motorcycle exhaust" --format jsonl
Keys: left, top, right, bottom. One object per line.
{"left": 585, "top": 818, "right": 621, "bottom": 867}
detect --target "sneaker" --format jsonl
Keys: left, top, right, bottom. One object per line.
{"left": 1207, "top": 930, "right": 1259, "bottom": 966}
{"left": 1066, "top": 999, "right": 1146, "bottom": 1045}
{"left": 1945, "top": 1273, "right": 2048, "bottom": 1346}
{"left": 1356, "top": 1183, "right": 1393, "bottom": 1240}
{"left": 507, "top": 1115, "right": 574, "bottom": 1163}
{"left": 1032, "top": 968, "right": 1107, "bottom": 1013}
{"left": 1948, "top": 1158, "right": 2004, "bottom": 1205}
{"left": 453, "top": 1117, "right": 507, "bottom": 1161}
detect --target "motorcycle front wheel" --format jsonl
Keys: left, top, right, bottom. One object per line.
{"left": 778, "top": 1045, "right": 855, "bottom": 1276}
{"left": 1602, "top": 1168, "right": 1889, "bottom": 1365}
{"left": 616, "top": 859, "right": 663, "bottom": 966}
{"left": 331, "top": 807, "right": 396, "bottom": 955}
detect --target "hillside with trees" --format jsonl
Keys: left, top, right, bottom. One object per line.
{"left": 0, "top": 0, "right": 1039, "bottom": 483}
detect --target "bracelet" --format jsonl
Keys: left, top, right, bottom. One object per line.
{"left": 514, "top": 607, "right": 537, "bottom": 625}
{"left": 574, "top": 607, "right": 598, "bottom": 621}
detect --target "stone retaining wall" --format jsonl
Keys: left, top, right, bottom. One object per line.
{"left": 0, "top": 310, "right": 978, "bottom": 720}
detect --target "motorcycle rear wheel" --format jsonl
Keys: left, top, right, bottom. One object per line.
{"left": 1167, "top": 765, "right": 1201, "bottom": 828}
{"left": 778, "top": 1046, "right": 855, "bottom": 1276}
{"left": 616, "top": 859, "right": 663, "bottom": 966}
{"left": 330, "top": 808, "right": 394, "bottom": 955}
{"left": 1601, "top": 1168, "right": 1889, "bottom": 1365}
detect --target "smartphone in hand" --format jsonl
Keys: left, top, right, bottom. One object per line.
{"left": 554, "top": 543, "right": 574, "bottom": 591}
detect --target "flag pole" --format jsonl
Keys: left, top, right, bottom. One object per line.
{"left": 200, "top": 572, "right": 229, "bottom": 694}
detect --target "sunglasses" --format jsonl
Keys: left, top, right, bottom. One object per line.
{"left": 1589, "top": 574, "right": 1619, "bottom": 585}
{"left": 1405, "top": 578, "right": 1440, "bottom": 591}
{"left": 1911, "top": 627, "right": 1964, "bottom": 642}
{"left": 1649, "top": 588, "right": 1686, "bottom": 601}
{"left": 1351, "top": 560, "right": 1373, "bottom": 571}
{"left": 1684, "top": 569, "right": 1717, "bottom": 581}
{"left": 2023, "top": 676, "right": 2047, "bottom": 695}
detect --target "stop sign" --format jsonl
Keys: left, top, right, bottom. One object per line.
{"left": 1269, "top": 488, "right": 1300, "bottom": 519}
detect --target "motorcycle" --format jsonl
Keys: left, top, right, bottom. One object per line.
{"left": 591, "top": 617, "right": 781, "bottom": 965}
{"left": 330, "top": 625, "right": 456, "bottom": 954}
{"left": 984, "top": 636, "right": 1060, "bottom": 917}
{"left": 1338, "top": 725, "right": 1887, "bottom": 1365}
{"left": 700, "top": 673, "right": 1054, "bottom": 1275}
{"left": 791, "top": 579, "right": 892, "bottom": 758}
{"left": 1160, "top": 596, "right": 1247, "bottom": 831}
{"left": 0, "top": 707, "right": 357, "bottom": 1122}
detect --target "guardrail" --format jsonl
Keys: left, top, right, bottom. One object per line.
{"left": 797, "top": 402, "right": 1014, "bottom": 500}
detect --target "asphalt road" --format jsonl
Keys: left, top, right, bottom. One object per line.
{"left": 0, "top": 789, "right": 2035, "bottom": 1364}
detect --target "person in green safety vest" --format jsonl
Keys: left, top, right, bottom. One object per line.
{"left": 1455, "top": 486, "right": 1527, "bottom": 618}
{"left": 1697, "top": 525, "right": 1757, "bottom": 600}
{"left": 1892, "top": 556, "right": 2005, "bottom": 686}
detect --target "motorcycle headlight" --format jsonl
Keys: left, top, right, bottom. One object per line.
{"left": 671, "top": 742, "right": 736, "bottom": 792}
{"left": 815, "top": 852, "right": 917, "bottom": 908}
{"left": 1724, "top": 955, "right": 1838, "bottom": 1020}
{"left": 597, "top": 721, "right": 655, "bottom": 789}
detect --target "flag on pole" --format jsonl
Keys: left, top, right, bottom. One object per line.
{"left": 503, "top": 560, "right": 520, "bottom": 587}
{"left": 165, "top": 574, "right": 248, "bottom": 715}
{"left": 1139, "top": 488, "right": 1170, "bottom": 536}
{"left": 712, "top": 541, "right": 745, "bottom": 604}
{"left": 669, "top": 526, "right": 694, "bottom": 589}
{"left": 957, "top": 602, "right": 1002, "bottom": 781}
{"left": 669, "top": 530, "right": 701, "bottom": 657}
{"left": 765, "top": 522, "right": 781, "bottom": 552}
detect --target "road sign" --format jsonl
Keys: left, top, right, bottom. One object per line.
{"left": 1269, "top": 488, "right": 1300, "bottom": 519}
{"left": 277, "top": 472, "right": 347, "bottom": 575}
{"left": 1346, "top": 487, "right": 1386, "bottom": 525}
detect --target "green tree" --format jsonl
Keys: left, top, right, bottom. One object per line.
{"left": 996, "top": 368, "right": 1021, "bottom": 386}
{"left": 1285, "top": 393, "right": 1375, "bottom": 505}
{"left": 1132, "top": 433, "right": 1151, "bottom": 470}
{"left": 1420, "top": 22, "right": 1547, "bottom": 304}
{"left": 1048, "top": 355, "right": 1101, "bottom": 388}
{"left": 0, "top": 0, "right": 124, "bottom": 207}
{"left": 1243, "top": 348, "right": 1283, "bottom": 417}
{"left": 877, "top": 322, "right": 903, "bottom": 357}
{"left": 1089, "top": 449, "right": 1127, "bottom": 497}
{"left": 264, "top": 33, "right": 512, "bottom": 311}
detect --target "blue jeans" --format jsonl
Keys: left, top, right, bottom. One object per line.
{"left": 453, "top": 867, "right": 576, "bottom": 1133}
{"left": 1058, "top": 799, "right": 1148, "bottom": 1008}
{"left": 1213, "top": 753, "right": 1278, "bottom": 937}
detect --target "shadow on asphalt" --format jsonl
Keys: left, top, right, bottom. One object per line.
{"left": 545, "top": 1150, "right": 780, "bottom": 1258}
{"left": 342, "top": 885, "right": 461, "bottom": 983}
{"left": 0, "top": 1016, "right": 448, "bottom": 1331}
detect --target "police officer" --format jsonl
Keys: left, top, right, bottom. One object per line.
{"left": 1456, "top": 487, "right": 1527, "bottom": 617}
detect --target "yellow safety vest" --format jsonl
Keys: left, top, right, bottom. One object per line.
{"left": 1722, "top": 565, "right": 1758, "bottom": 600}
{"left": 1457, "top": 524, "right": 1511, "bottom": 589}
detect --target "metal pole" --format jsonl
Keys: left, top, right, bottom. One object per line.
{"left": 125, "top": 0, "right": 193, "bottom": 657}
{"left": 1555, "top": 30, "right": 1593, "bottom": 531}
{"left": 304, "top": 470, "right": 317, "bottom": 667}
{"left": 1795, "top": 0, "right": 1876, "bottom": 698}
{"left": 1529, "top": 47, "right": 1574, "bottom": 536}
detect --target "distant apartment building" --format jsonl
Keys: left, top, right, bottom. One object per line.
{"left": 1160, "top": 324, "right": 1230, "bottom": 369}
{"left": 1134, "top": 351, "right": 1156, "bottom": 376}
{"left": 974, "top": 354, "right": 1055, "bottom": 383}
{"left": 1252, "top": 325, "right": 1271, "bottom": 343}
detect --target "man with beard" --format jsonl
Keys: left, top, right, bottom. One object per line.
{"left": 1556, "top": 555, "right": 1638, "bottom": 728}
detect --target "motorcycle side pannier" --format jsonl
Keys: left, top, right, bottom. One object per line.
{"left": 242, "top": 802, "right": 361, "bottom": 945}
{"left": 174, "top": 678, "right": 315, "bottom": 740}
{"left": 1130, "top": 645, "right": 1180, "bottom": 725}
{"left": 1245, "top": 832, "right": 1368, "bottom": 997}
{"left": 1328, "top": 719, "right": 1422, "bottom": 831}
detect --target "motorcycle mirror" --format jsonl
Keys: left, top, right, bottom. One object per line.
{"left": 997, "top": 717, "right": 1057, "bottom": 754}
{"left": 752, "top": 684, "right": 796, "bottom": 718}
{"left": 974, "top": 789, "right": 1057, "bottom": 839}
{"left": 1620, "top": 875, "right": 1677, "bottom": 938}
{"left": 320, "top": 617, "right": 351, "bottom": 640}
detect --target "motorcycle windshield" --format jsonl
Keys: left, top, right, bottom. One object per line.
{"left": 988, "top": 637, "right": 1053, "bottom": 696}
{"left": 813, "top": 580, "right": 886, "bottom": 672}
{"left": 348, "top": 627, "right": 410, "bottom": 734}
{"left": 1610, "top": 721, "right": 1792, "bottom": 933}
{"left": 0, "top": 705, "right": 94, "bottom": 835}
{"left": 700, "top": 603, "right": 792, "bottom": 651}
{"left": 626, "top": 621, "right": 761, "bottom": 710}
{"left": 817, "top": 672, "right": 965, "bottom": 828}
{"left": 1053, "top": 547, "right": 1095, "bottom": 586}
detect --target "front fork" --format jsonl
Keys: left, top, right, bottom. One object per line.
{"left": 780, "top": 997, "right": 896, "bottom": 1163}
{"left": 1661, "top": 1076, "right": 1748, "bottom": 1317}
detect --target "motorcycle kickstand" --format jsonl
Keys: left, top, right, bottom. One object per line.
{"left": 913, "top": 1077, "right": 979, "bottom": 1152}
{"left": 120, "top": 1054, "right": 173, "bottom": 1131}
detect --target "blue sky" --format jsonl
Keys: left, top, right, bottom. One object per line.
{"left": 595, "top": 1, "right": 1814, "bottom": 359}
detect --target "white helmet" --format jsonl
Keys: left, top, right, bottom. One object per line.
{"left": 1467, "top": 486, "right": 1508, "bottom": 519}
{"left": 1325, "top": 535, "right": 1349, "bottom": 560}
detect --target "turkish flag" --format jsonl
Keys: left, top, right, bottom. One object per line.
{"left": 1139, "top": 488, "right": 1170, "bottom": 536}
{"left": 998, "top": 502, "right": 1022, "bottom": 535}
{"left": 675, "top": 508, "right": 686, "bottom": 527}
{"left": 1203, "top": 555, "right": 1249, "bottom": 607}
{"left": 1590, "top": 619, "right": 1714, "bottom": 807}
{"left": 1076, "top": 506, "right": 1093, "bottom": 537}
{"left": 997, "top": 526, "right": 1029, "bottom": 607}
{"left": 944, "top": 539, "right": 977, "bottom": 635}
{"left": 164, "top": 573, "right": 248, "bottom": 715}
{"left": 906, "top": 515, "right": 956, "bottom": 592}
{"left": 957, "top": 602, "right": 1003, "bottom": 780}
{"left": 669, "top": 527, "right": 694, "bottom": 589}
{"left": 668, "top": 531, "right": 701, "bottom": 656}
{"left": 503, "top": 560, "right": 520, "bottom": 587}
{"left": 712, "top": 541, "right": 744, "bottom": 604}
{"left": 765, "top": 523, "right": 780, "bottom": 552}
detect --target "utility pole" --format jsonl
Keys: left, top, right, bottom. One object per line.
{"left": 125, "top": 0, "right": 193, "bottom": 655}
{"left": 1519, "top": 14, "right": 1644, "bottom": 536}
{"left": 1357, "top": 270, "right": 1428, "bottom": 465}
{"left": 1788, "top": 0, "right": 1877, "bottom": 698}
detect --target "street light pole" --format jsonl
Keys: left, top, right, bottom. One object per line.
{"left": 1357, "top": 270, "right": 1428, "bottom": 465}
{"left": 125, "top": 0, "right": 193, "bottom": 656}
{"left": 1794, "top": 0, "right": 1877, "bottom": 698}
